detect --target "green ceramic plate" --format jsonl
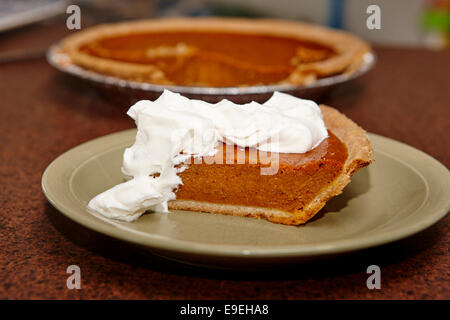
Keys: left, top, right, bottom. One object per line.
{"left": 42, "top": 130, "right": 449, "bottom": 268}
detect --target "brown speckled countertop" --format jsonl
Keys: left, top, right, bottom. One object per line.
{"left": 0, "top": 20, "right": 448, "bottom": 300}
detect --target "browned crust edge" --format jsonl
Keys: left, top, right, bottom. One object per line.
{"left": 61, "top": 17, "right": 371, "bottom": 85}
{"left": 168, "top": 105, "right": 374, "bottom": 225}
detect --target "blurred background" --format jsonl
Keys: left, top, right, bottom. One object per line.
{"left": 1, "top": 0, "right": 449, "bottom": 49}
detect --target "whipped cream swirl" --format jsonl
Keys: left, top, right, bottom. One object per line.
{"left": 88, "top": 90, "right": 328, "bottom": 221}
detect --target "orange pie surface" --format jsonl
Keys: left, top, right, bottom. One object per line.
{"left": 80, "top": 31, "right": 336, "bottom": 87}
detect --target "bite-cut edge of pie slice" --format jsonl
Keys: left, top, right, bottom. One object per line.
{"left": 61, "top": 17, "right": 371, "bottom": 86}
{"left": 168, "top": 105, "right": 374, "bottom": 225}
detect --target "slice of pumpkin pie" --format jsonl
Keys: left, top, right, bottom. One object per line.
{"left": 88, "top": 90, "right": 373, "bottom": 225}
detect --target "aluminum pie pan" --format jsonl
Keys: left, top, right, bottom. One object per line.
{"left": 47, "top": 42, "right": 376, "bottom": 103}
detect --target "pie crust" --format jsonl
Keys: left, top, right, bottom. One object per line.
{"left": 61, "top": 18, "right": 371, "bottom": 87}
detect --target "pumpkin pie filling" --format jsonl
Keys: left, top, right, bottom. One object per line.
{"left": 80, "top": 32, "right": 336, "bottom": 87}
{"left": 175, "top": 131, "right": 347, "bottom": 213}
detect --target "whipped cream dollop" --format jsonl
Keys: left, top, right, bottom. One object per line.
{"left": 88, "top": 90, "right": 328, "bottom": 221}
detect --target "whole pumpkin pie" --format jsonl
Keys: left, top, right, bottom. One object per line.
{"left": 87, "top": 91, "right": 373, "bottom": 225}
{"left": 62, "top": 18, "right": 371, "bottom": 87}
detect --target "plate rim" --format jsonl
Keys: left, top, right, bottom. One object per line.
{"left": 41, "top": 130, "right": 450, "bottom": 259}
{"left": 46, "top": 43, "right": 376, "bottom": 96}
